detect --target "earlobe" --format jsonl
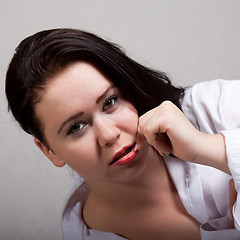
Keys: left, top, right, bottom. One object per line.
{"left": 34, "top": 138, "right": 66, "bottom": 167}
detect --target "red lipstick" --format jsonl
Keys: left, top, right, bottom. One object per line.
{"left": 110, "top": 144, "right": 138, "bottom": 166}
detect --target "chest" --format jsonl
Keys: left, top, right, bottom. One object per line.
{"left": 83, "top": 202, "right": 201, "bottom": 240}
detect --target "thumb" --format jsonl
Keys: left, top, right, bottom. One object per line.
{"left": 151, "top": 133, "right": 172, "bottom": 156}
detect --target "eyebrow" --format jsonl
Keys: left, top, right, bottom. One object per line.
{"left": 58, "top": 112, "right": 84, "bottom": 134}
{"left": 57, "top": 86, "right": 115, "bottom": 135}
{"left": 96, "top": 86, "right": 115, "bottom": 104}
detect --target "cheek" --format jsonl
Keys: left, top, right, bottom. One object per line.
{"left": 54, "top": 137, "right": 98, "bottom": 171}
{"left": 129, "top": 106, "right": 139, "bottom": 126}
{"left": 128, "top": 105, "right": 138, "bottom": 115}
{"left": 119, "top": 104, "right": 139, "bottom": 133}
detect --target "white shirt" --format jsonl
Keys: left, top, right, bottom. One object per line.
{"left": 62, "top": 79, "right": 240, "bottom": 239}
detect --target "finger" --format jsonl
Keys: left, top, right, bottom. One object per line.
{"left": 139, "top": 114, "right": 166, "bottom": 152}
{"left": 139, "top": 115, "right": 168, "bottom": 143}
{"left": 135, "top": 117, "right": 147, "bottom": 151}
{"left": 151, "top": 133, "right": 172, "bottom": 156}
{"left": 140, "top": 128, "right": 172, "bottom": 156}
{"left": 156, "top": 133, "right": 172, "bottom": 153}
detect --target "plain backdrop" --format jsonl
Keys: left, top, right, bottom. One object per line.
{"left": 1, "top": 1, "right": 240, "bottom": 239}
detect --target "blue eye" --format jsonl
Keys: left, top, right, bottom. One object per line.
{"left": 67, "top": 122, "right": 87, "bottom": 136}
{"left": 102, "top": 95, "right": 118, "bottom": 112}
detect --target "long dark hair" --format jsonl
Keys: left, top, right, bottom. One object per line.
{"left": 5, "top": 28, "right": 184, "bottom": 145}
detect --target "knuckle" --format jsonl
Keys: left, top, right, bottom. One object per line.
{"left": 142, "top": 125, "right": 150, "bottom": 134}
{"left": 161, "top": 101, "right": 173, "bottom": 110}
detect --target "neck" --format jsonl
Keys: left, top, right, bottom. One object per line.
{"left": 88, "top": 148, "right": 175, "bottom": 208}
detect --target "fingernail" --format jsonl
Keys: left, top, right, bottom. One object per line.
{"left": 133, "top": 143, "right": 137, "bottom": 152}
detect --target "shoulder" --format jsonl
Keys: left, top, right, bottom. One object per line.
{"left": 183, "top": 79, "right": 240, "bottom": 103}
{"left": 181, "top": 79, "right": 240, "bottom": 132}
{"left": 62, "top": 177, "right": 91, "bottom": 239}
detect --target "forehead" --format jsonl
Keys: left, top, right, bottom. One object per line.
{"left": 35, "top": 62, "right": 112, "bottom": 128}
{"left": 44, "top": 62, "right": 111, "bottom": 97}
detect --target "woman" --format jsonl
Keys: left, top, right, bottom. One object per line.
{"left": 5, "top": 28, "right": 240, "bottom": 239}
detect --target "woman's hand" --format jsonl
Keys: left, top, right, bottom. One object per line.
{"left": 138, "top": 101, "right": 200, "bottom": 162}
{"left": 138, "top": 101, "right": 230, "bottom": 174}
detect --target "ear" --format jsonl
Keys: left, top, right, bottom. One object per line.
{"left": 34, "top": 138, "right": 66, "bottom": 167}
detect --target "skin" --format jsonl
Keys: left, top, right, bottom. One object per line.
{"left": 34, "top": 61, "right": 235, "bottom": 239}
{"left": 138, "top": 101, "right": 231, "bottom": 174}
{"left": 34, "top": 62, "right": 149, "bottom": 185}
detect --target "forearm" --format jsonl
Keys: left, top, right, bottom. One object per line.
{"left": 138, "top": 101, "right": 232, "bottom": 175}
{"left": 194, "top": 133, "right": 230, "bottom": 175}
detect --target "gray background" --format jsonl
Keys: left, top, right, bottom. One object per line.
{"left": 1, "top": 0, "right": 240, "bottom": 239}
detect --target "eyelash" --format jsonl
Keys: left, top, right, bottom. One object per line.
{"left": 102, "top": 95, "right": 118, "bottom": 112}
{"left": 67, "top": 121, "right": 87, "bottom": 136}
{"left": 66, "top": 95, "right": 119, "bottom": 136}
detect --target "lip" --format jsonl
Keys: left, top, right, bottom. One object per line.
{"left": 110, "top": 143, "right": 138, "bottom": 166}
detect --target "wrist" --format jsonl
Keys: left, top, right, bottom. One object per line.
{"left": 194, "top": 133, "right": 230, "bottom": 174}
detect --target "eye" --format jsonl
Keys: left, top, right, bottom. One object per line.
{"left": 102, "top": 95, "right": 118, "bottom": 112}
{"left": 67, "top": 122, "right": 87, "bottom": 136}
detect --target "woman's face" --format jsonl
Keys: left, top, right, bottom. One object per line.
{"left": 35, "top": 62, "right": 148, "bottom": 185}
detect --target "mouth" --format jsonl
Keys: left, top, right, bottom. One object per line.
{"left": 110, "top": 144, "right": 137, "bottom": 166}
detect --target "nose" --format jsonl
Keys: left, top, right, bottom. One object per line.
{"left": 94, "top": 116, "right": 120, "bottom": 147}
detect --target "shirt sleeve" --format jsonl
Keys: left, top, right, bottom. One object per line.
{"left": 222, "top": 129, "right": 240, "bottom": 230}
{"left": 181, "top": 79, "right": 240, "bottom": 230}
